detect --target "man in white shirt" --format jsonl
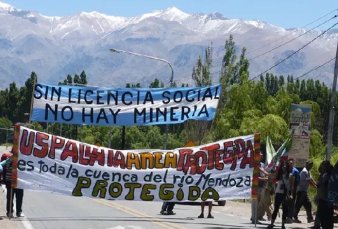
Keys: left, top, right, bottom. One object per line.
{"left": 293, "top": 160, "right": 316, "bottom": 223}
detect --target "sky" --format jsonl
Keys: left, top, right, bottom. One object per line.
{"left": 2, "top": 0, "right": 338, "bottom": 29}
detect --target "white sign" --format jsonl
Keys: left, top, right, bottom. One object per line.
{"left": 16, "top": 126, "right": 254, "bottom": 201}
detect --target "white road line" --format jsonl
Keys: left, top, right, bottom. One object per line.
{"left": 21, "top": 217, "right": 35, "bottom": 229}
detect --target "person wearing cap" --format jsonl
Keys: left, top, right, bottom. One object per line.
{"left": 1, "top": 152, "right": 24, "bottom": 218}
{"left": 293, "top": 160, "right": 316, "bottom": 223}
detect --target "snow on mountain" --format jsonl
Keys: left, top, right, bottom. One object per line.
{"left": 0, "top": 1, "right": 336, "bottom": 89}
{"left": 0, "top": 1, "right": 13, "bottom": 12}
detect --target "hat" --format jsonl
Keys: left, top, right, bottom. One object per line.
{"left": 1, "top": 152, "right": 12, "bottom": 162}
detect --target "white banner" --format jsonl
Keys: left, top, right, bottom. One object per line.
{"left": 31, "top": 83, "right": 221, "bottom": 126}
{"left": 16, "top": 126, "right": 254, "bottom": 201}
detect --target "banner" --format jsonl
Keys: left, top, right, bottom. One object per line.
{"left": 31, "top": 83, "right": 221, "bottom": 126}
{"left": 288, "top": 104, "right": 311, "bottom": 167}
{"left": 15, "top": 126, "right": 254, "bottom": 201}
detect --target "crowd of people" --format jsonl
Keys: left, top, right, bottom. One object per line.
{"left": 251, "top": 158, "right": 337, "bottom": 229}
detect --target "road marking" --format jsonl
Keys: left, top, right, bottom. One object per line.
{"left": 94, "top": 199, "right": 183, "bottom": 229}
{"left": 21, "top": 217, "right": 35, "bottom": 229}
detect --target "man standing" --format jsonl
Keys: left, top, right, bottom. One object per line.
{"left": 1, "top": 151, "right": 24, "bottom": 218}
{"left": 293, "top": 160, "right": 316, "bottom": 223}
{"left": 286, "top": 158, "right": 299, "bottom": 223}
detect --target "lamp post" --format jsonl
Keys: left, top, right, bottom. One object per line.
{"left": 110, "top": 48, "right": 174, "bottom": 85}
{"left": 110, "top": 48, "right": 175, "bottom": 149}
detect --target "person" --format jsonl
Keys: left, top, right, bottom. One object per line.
{"left": 198, "top": 201, "right": 213, "bottom": 218}
{"left": 293, "top": 160, "right": 316, "bottom": 223}
{"left": 267, "top": 160, "right": 291, "bottom": 229}
{"left": 257, "top": 164, "right": 271, "bottom": 222}
{"left": 262, "top": 170, "right": 276, "bottom": 222}
{"left": 285, "top": 158, "right": 299, "bottom": 223}
{"left": 160, "top": 202, "right": 176, "bottom": 215}
{"left": 315, "top": 160, "right": 334, "bottom": 229}
{"left": 251, "top": 160, "right": 270, "bottom": 224}
{"left": 1, "top": 151, "right": 24, "bottom": 218}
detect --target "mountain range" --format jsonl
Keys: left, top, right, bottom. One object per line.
{"left": 0, "top": 1, "right": 337, "bottom": 89}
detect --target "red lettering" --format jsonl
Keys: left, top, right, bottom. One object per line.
{"left": 240, "top": 140, "right": 254, "bottom": 169}
{"left": 33, "top": 132, "right": 49, "bottom": 158}
{"left": 201, "top": 143, "right": 220, "bottom": 170}
{"left": 60, "top": 140, "right": 78, "bottom": 162}
{"left": 89, "top": 147, "right": 105, "bottom": 166}
{"left": 177, "top": 149, "right": 193, "bottom": 173}
{"left": 20, "top": 129, "right": 35, "bottom": 155}
{"left": 78, "top": 144, "right": 90, "bottom": 165}
{"left": 113, "top": 151, "right": 126, "bottom": 169}
{"left": 107, "top": 150, "right": 114, "bottom": 167}
{"left": 194, "top": 151, "right": 207, "bottom": 174}
{"left": 49, "top": 135, "right": 65, "bottom": 159}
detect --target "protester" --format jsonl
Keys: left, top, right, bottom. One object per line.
{"left": 293, "top": 160, "right": 316, "bottom": 223}
{"left": 198, "top": 201, "right": 213, "bottom": 218}
{"left": 285, "top": 158, "right": 299, "bottom": 223}
{"left": 267, "top": 160, "right": 291, "bottom": 229}
{"left": 257, "top": 164, "right": 271, "bottom": 222}
{"left": 251, "top": 159, "right": 270, "bottom": 224}
{"left": 1, "top": 151, "right": 24, "bottom": 218}
{"left": 314, "top": 160, "right": 334, "bottom": 229}
{"left": 160, "top": 202, "right": 176, "bottom": 215}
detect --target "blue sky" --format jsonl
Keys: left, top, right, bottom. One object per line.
{"left": 2, "top": 0, "right": 338, "bottom": 29}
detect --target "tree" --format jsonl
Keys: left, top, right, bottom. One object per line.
{"left": 73, "top": 74, "right": 80, "bottom": 84}
{"left": 192, "top": 45, "right": 212, "bottom": 87}
{"left": 183, "top": 45, "right": 213, "bottom": 145}
{"left": 149, "top": 78, "right": 164, "bottom": 88}
{"left": 80, "top": 71, "right": 88, "bottom": 85}
{"left": 256, "top": 114, "right": 289, "bottom": 145}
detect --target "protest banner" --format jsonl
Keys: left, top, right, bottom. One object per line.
{"left": 288, "top": 104, "right": 311, "bottom": 167}
{"left": 31, "top": 83, "right": 221, "bottom": 126}
{"left": 14, "top": 125, "right": 255, "bottom": 201}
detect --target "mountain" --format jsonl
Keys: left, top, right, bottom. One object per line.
{"left": 0, "top": 1, "right": 337, "bottom": 89}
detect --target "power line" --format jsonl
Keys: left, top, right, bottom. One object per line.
{"left": 246, "top": 9, "right": 338, "bottom": 55}
{"left": 302, "top": 8, "right": 338, "bottom": 29}
{"left": 248, "top": 15, "right": 337, "bottom": 61}
{"left": 251, "top": 22, "right": 338, "bottom": 80}
{"left": 295, "top": 57, "right": 336, "bottom": 80}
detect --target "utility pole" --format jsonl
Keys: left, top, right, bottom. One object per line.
{"left": 326, "top": 40, "right": 338, "bottom": 160}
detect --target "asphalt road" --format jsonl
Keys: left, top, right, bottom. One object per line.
{"left": 2, "top": 187, "right": 338, "bottom": 229}
{"left": 3, "top": 190, "right": 266, "bottom": 229}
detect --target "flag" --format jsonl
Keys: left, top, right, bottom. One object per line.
{"left": 265, "top": 138, "right": 290, "bottom": 172}
{"left": 265, "top": 136, "right": 276, "bottom": 166}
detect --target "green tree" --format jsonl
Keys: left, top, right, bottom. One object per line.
{"left": 80, "top": 71, "right": 88, "bottom": 85}
{"left": 183, "top": 45, "right": 213, "bottom": 145}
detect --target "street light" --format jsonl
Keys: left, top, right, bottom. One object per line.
{"left": 110, "top": 48, "right": 175, "bottom": 149}
{"left": 110, "top": 48, "right": 174, "bottom": 86}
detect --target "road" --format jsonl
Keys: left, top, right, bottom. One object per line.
{"left": 3, "top": 190, "right": 267, "bottom": 229}
{"left": 3, "top": 189, "right": 329, "bottom": 229}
